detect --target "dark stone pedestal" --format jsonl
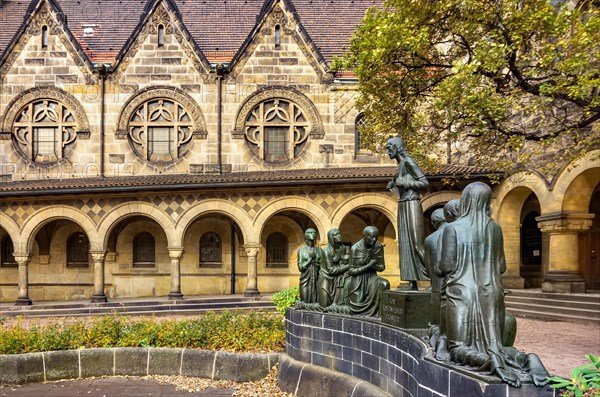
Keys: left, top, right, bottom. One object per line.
{"left": 381, "top": 289, "right": 430, "bottom": 329}
{"left": 167, "top": 292, "right": 184, "bottom": 300}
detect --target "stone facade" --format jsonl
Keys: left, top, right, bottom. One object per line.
{"left": 0, "top": 0, "right": 598, "bottom": 303}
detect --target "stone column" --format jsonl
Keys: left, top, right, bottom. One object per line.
{"left": 536, "top": 212, "right": 594, "bottom": 293}
{"left": 90, "top": 251, "right": 107, "bottom": 303}
{"left": 168, "top": 248, "right": 184, "bottom": 300}
{"left": 14, "top": 255, "right": 32, "bottom": 306}
{"left": 244, "top": 244, "right": 261, "bottom": 297}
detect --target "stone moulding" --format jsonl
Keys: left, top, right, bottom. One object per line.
{"left": 283, "top": 309, "right": 556, "bottom": 397}
{"left": 0, "top": 348, "right": 280, "bottom": 385}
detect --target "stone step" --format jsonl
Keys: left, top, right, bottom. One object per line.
{"left": 0, "top": 296, "right": 276, "bottom": 318}
{"left": 504, "top": 289, "right": 600, "bottom": 325}
{"left": 506, "top": 307, "right": 600, "bottom": 326}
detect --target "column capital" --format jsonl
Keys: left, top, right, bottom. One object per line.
{"left": 13, "top": 254, "right": 31, "bottom": 264}
{"left": 168, "top": 247, "right": 184, "bottom": 259}
{"left": 90, "top": 250, "right": 107, "bottom": 261}
{"left": 244, "top": 243, "right": 261, "bottom": 256}
{"left": 536, "top": 212, "right": 594, "bottom": 233}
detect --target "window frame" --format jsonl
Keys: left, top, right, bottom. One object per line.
{"left": 266, "top": 232, "right": 289, "bottom": 268}
{"left": 199, "top": 232, "right": 222, "bottom": 268}
{"left": 66, "top": 232, "right": 90, "bottom": 269}
{"left": 133, "top": 232, "right": 156, "bottom": 268}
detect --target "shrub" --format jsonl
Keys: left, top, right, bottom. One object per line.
{"left": 272, "top": 286, "right": 300, "bottom": 315}
{"left": 547, "top": 354, "right": 600, "bottom": 397}
{"left": 0, "top": 310, "right": 284, "bottom": 354}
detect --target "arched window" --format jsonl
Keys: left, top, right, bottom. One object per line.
{"left": 128, "top": 98, "right": 194, "bottom": 162}
{"left": 355, "top": 114, "right": 368, "bottom": 155}
{"left": 41, "top": 26, "right": 48, "bottom": 49}
{"left": 1, "top": 236, "right": 17, "bottom": 268}
{"left": 199, "top": 232, "right": 221, "bottom": 267}
{"left": 12, "top": 99, "right": 78, "bottom": 163}
{"left": 244, "top": 98, "right": 310, "bottom": 163}
{"left": 67, "top": 232, "right": 89, "bottom": 268}
{"left": 133, "top": 232, "right": 155, "bottom": 267}
{"left": 158, "top": 24, "right": 165, "bottom": 47}
{"left": 266, "top": 232, "right": 288, "bottom": 268}
{"left": 274, "top": 25, "right": 281, "bottom": 49}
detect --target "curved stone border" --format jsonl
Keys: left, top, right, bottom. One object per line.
{"left": 284, "top": 309, "right": 555, "bottom": 397}
{"left": 278, "top": 354, "right": 388, "bottom": 397}
{"left": 0, "top": 348, "right": 280, "bottom": 385}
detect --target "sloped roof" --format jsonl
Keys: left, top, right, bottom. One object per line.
{"left": 0, "top": 165, "right": 497, "bottom": 197}
{"left": 0, "top": 0, "right": 382, "bottom": 64}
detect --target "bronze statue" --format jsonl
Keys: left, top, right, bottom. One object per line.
{"left": 424, "top": 208, "right": 447, "bottom": 348}
{"left": 438, "top": 182, "right": 549, "bottom": 388}
{"left": 318, "top": 228, "right": 350, "bottom": 309}
{"left": 342, "top": 226, "right": 390, "bottom": 317}
{"left": 297, "top": 228, "right": 323, "bottom": 304}
{"left": 386, "top": 137, "right": 429, "bottom": 290}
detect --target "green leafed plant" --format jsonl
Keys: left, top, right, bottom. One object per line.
{"left": 272, "top": 286, "right": 300, "bottom": 315}
{"left": 547, "top": 354, "right": 600, "bottom": 397}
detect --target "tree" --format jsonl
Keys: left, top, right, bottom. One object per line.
{"left": 333, "top": 0, "right": 600, "bottom": 176}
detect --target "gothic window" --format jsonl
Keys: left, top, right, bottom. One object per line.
{"left": 199, "top": 232, "right": 221, "bottom": 267}
{"left": 12, "top": 99, "right": 78, "bottom": 163}
{"left": 275, "top": 25, "right": 281, "bottom": 49}
{"left": 1, "top": 236, "right": 17, "bottom": 268}
{"left": 266, "top": 232, "right": 288, "bottom": 267}
{"left": 133, "top": 232, "right": 155, "bottom": 267}
{"left": 128, "top": 98, "right": 194, "bottom": 162}
{"left": 355, "top": 114, "right": 369, "bottom": 155}
{"left": 244, "top": 99, "right": 310, "bottom": 163}
{"left": 158, "top": 24, "right": 165, "bottom": 47}
{"left": 67, "top": 232, "right": 89, "bottom": 268}
{"left": 41, "top": 25, "right": 48, "bottom": 48}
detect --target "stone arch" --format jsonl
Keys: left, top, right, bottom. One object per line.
{"left": 421, "top": 190, "right": 462, "bottom": 213}
{"left": 1, "top": 86, "right": 90, "bottom": 134}
{"left": 0, "top": 213, "right": 20, "bottom": 248}
{"left": 18, "top": 206, "right": 97, "bottom": 254}
{"left": 175, "top": 200, "right": 254, "bottom": 247}
{"left": 494, "top": 172, "right": 549, "bottom": 217}
{"left": 330, "top": 193, "right": 397, "bottom": 238}
{"left": 232, "top": 86, "right": 324, "bottom": 139}
{"left": 253, "top": 197, "right": 330, "bottom": 241}
{"left": 97, "top": 202, "right": 176, "bottom": 249}
{"left": 552, "top": 149, "right": 600, "bottom": 213}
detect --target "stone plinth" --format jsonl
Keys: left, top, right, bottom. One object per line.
{"left": 381, "top": 289, "right": 430, "bottom": 329}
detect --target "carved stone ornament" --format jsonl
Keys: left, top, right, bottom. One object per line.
{"left": 110, "top": 2, "right": 209, "bottom": 82}
{"left": 116, "top": 86, "right": 207, "bottom": 163}
{"left": 233, "top": 87, "right": 324, "bottom": 163}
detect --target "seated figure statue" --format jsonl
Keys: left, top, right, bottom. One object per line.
{"left": 340, "top": 226, "right": 390, "bottom": 317}
{"left": 297, "top": 228, "right": 323, "bottom": 306}
{"left": 318, "top": 228, "right": 350, "bottom": 309}
{"left": 438, "top": 182, "right": 550, "bottom": 388}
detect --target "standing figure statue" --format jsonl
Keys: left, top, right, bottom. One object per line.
{"left": 386, "top": 137, "right": 429, "bottom": 290}
{"left": 297, "top": 228, "right": 323, "bottom": 304}
{"left": 438, "top": 182, "right": 549, "bottom": 388}
{"left": 318, "top": 228, "right": 350, "bottom": 309}
{"left": 342, "top": 226, "right": 390, "bottom": 317}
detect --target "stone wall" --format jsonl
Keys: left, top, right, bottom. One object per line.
{"left": 283, "top": 309, "right": 555, "bottom": 397}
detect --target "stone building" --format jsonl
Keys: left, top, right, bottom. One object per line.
{"left": 0, "top": 0, "right": 597, "bottom": 304}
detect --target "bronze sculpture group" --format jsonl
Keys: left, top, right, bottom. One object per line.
{"left": 295, "top": 136, "right": 550, "bottom": 388}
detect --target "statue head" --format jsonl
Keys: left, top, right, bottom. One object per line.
{"left": 363, "top": 225, "right": 380, "bottom": 248}
{"left": 444, "top": 199, "right": 461, "bottom": 223}
{"left": 385, "top": 137, "right": 407, "bottom": 159}
{"left": 430, "top": 208, "right": 446, "bottom": 230}
{"left": 304, "top": 228, "right": 317, "bottom": 243}
{"left": 327, "top": 228, "right": 342, "bottom": 246}
{"left": 460, "top": 182, "right": 492, "bottom": 219}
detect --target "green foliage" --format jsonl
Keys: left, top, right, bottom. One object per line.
{"left": 272, "top": 286, "right": 300, "bottom": 315}
{"left": 333, "top": 0, "right": 600, "bottom": 176}
{"left": 0, "top": 311, "right": 284, "bottom": 354}
{"left": 547, "top": 354, "right": 600, "bottom": 397}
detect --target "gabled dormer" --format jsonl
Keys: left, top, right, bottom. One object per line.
{"left": 0, "top": 0, "right": 95, "bottom": 83}
{"left": 110, "top": 0, "right": 211, "bottom": 83}
{"left": 228, "top": 0, "right": 331, "bottom": 84}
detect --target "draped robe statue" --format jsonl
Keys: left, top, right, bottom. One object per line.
{"left": 438, "top": 182, "right": 549, "bottom": 388}
{"left": 297, "top": 228, "right": 323, "bottom": 304}
{"left": 342, "top": 226, "right": 390, "bottom": 317}
{"left": 318, "top": 228, "right": 349, "bottom": 309}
